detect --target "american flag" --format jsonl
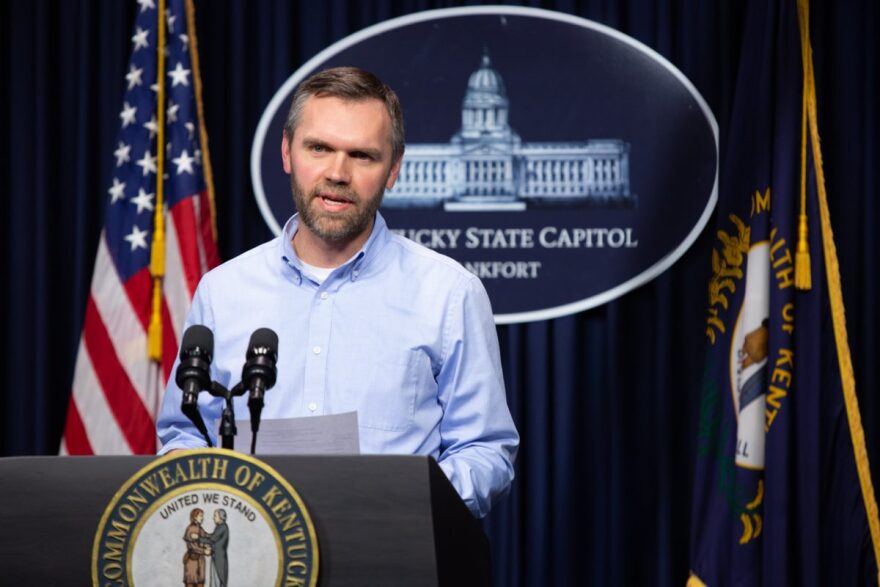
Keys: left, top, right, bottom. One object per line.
{"left": 61, "top": 0, "right": 219, "bottom": 454}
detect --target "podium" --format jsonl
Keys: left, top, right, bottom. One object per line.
{"left": 0, "top": 455, "right": 491, "bottom": 586}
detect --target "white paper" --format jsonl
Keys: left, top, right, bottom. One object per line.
{"left": 233, "top": 411, "right": 360, "bottom": 455}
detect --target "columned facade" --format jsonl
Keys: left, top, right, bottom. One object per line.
{"left": 384, "top": 51, "right": 631, "bottom": 210}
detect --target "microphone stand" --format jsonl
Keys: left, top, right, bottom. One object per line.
{"left": 181, "top": 401, "right": 213, "bottom": 448}
{"left": 207, "top": 382, "right": 247, "bottom": 450}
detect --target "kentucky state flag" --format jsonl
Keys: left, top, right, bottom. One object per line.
{"left": 688, "top": 0, "right": 880, "bottom": 585}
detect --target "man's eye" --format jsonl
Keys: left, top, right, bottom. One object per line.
{"left": 351, "top": 152, "right": 372, "bottom": 160}
{"left": 310, "top": 144, "right": 327, "bottom": 153}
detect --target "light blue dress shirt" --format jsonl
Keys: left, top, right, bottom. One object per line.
{"left": 157, "top": 212, "right": 519, "bottom": 517}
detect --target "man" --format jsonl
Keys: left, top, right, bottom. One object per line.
{"left": 157, "top": 67, "right": 518, "bottom": 517}
{"left": 202, "top": 509, "right": 229, "bottom": 587}
{"left": 183, "top": 508, "right": 210, "bottom": 587}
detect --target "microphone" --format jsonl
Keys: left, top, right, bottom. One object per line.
{"left": 175, "top": 325, "right": 214, "bottom": 447}
{"left": 242, "top": 328, "right": 278, "bottom": 451}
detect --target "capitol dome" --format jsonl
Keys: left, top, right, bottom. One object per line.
{"left": 464, "top": 50, "right": 509, "bottom": 109}
{"left": 458, "top": 49, "right": 513, "bottom": 139}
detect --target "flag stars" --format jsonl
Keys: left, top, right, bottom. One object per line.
{"left": 167, "top": 100, "right": 180, "bottom": 123}
{"left": 114, "top": 142, "right": 131, "bottom": 167}
{"left": 136, "top": 0, "right": 156, "bottom": 12}
{"left": 143, "top": 115, "right": 159, "bottom": 139}
{"left": 168, "top": 62, "right": 191, "bottom": 87}
{"left": 173, "top": 149, "right": 196, "bottom": 175}
{"left": 131, "top": 27, "right": 150, "bottom": 52}
{"left": 136, "top": 150, "right": 158, "bottom": 176}
{"left": 185, "top": 122, "right": 195, "bottom": 140}
{"left": 108, "top": 178, "right": 126, "bottom": 203}
{"left": 179, "top": 33, "right": 189, "bottom": 48}
{"left": 124, "top": 225, "right": 150, "bottom": 251}
{"left": 119, "top": 102, "right": 137, "bottom": 128}
{"left": 166, "top": 9, "right": 177, "bottom": 34}
{"left": 130, "top": 188, "right": 155, "bottom": 214}
{"left": 126, "top": 64, "right": 144, "bottom": 90}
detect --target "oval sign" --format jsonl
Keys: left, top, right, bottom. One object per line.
{"left": 251, "top": 6, "right": 718, "bottom": 323}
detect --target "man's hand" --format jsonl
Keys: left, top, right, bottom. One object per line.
{"left": 740, "top": 324, "right": 769, "bottom": 369}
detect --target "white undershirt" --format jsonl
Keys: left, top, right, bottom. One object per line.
{"left": 299, "top": 260, "right": 334, "bottom": 284}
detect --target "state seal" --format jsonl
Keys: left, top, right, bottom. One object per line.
{"left": 92, "top": 449, "right": 319, "bottom": 587}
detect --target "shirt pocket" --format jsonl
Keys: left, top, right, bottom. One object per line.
{"left": 337, "top": 348, "right": 429, "bottom": 432}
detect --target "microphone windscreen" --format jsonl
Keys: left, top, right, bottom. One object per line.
{"left": 247, "top": 328, "right": 278, "bottom": 359}
{"left": 180, "top": 325, "right": 214, "bottom": 359}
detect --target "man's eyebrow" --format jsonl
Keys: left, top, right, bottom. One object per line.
{"left": 301, "top": 137, "right": 331, "bottom": 149}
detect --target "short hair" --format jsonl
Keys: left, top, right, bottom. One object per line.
{"left": 190, "top": 508, "right": 203, "bottom": 523}
{"left": 283, "top": 66, "right": 405, "bottom": 163}
{"left": 215, "top": 509, "right": 227, "bottom": 522}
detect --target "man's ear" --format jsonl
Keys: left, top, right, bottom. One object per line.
{"left": 386, "top": 154, "right": 403, "bottom": 190}
{"left": 281, "top": 133, "right": 293, "bottom": 174}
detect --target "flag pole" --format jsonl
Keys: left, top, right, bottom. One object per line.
{"left": 185, "top": 0, "right": 218, "bottom": 243}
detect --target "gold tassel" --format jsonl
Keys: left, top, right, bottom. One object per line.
{"left": 147, "top": 279, "right": 163, "bottom": 360}
{"left": 147, "top": 0, "right": 168, "bottom": 361}
{"left": 794, "top": 0, "right": 812, "bottom": 291}
{"left": 795, "top": 212, "right": 812, "bottom": 290}
{"left": 147, "top": 227, "right": 165, "bottom": 361}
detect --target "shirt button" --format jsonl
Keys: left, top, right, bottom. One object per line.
{"left": 308, "top": 402, "right": 317, "bottom": 412}
{"left": 353, "top": 270, "right": 360, "bottom": 277}
{"left": 312, "top": 346, "right": 321, "bottom": 355}
{"left": 320, "top": 292, "right": 329, "bottom": 300}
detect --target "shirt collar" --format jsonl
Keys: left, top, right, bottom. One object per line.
{"left": 278, "top": 212, "right": 391, "bottom": 284}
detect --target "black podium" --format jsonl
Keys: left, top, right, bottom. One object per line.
{"left": 0, "top": 454, "right": 491, "bottom": 586}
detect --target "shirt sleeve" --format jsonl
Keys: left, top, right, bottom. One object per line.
{"left": 156, "top": 276, "right": 222, "bottom": 453}
{"left": 435, "top": 274, "right": 519, "bottom": 518}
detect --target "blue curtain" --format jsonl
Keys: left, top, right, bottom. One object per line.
{"left": 2, "top": 1, "right": 877, "bottom": 585}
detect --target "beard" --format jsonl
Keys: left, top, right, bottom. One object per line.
{"left": 291, "top": 175, "right": 384, "bottom": 243}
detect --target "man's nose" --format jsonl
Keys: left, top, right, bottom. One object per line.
{"left": 325, "top": 153, "right": 351, "bottom": 185}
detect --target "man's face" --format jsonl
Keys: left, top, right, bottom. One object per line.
{"left": 281, "top": 95, "right": 401, "bottom": 244}
{"left": 195, "top": 512, "right": 203, "bottom": 524}
{"left": 214, "top": 510, "right": 222, "bottom": 524}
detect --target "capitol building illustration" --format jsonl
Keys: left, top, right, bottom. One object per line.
{"left": 383, "top": 50, "right": 632, "bottom": 211}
